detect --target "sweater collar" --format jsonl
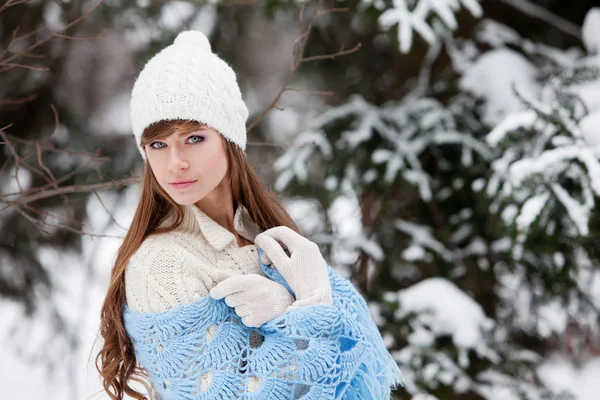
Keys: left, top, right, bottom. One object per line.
{"left": 182, "top": 203, "right": 260, "bottom": 251}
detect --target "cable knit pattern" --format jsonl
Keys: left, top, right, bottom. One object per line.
{"left": 125, "top": 204, "right": 262, "bottom": 314}
{"left": 123, "top": 249, "right": 404, "bottom": 400}
{"left": 130, "top": 30, "right": 249, "bottom": 159}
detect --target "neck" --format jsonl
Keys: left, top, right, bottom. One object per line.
{"left": 194, "top": 177, "right": 251, "bottom": 247}
{"left": 195, "top": 177, "right": 234, "bottom": 226}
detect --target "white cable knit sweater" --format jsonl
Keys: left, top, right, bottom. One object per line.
{"left": 124, "top": 204, "right": 265, "bottom": 314}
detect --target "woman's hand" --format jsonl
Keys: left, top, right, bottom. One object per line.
{"left": 254, "top": 226, "right": 333, "bottom": 311}
{"left": 209, "top": 270, "right": 293, "bottom": 328}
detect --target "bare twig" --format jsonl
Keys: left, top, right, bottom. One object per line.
{"left": 246, "top": 0, "right": 361, "bottom": 133}
{"left": 54, "top": 33, "right": 106, "bottom": 41}
{"left": 0, "top": 128, "right": 110, "bottom": 163}
{"left": 317, "top": 7, "right": 348, "bottom": 15}
{"left": 0, "top": 26, "right": 45, "bottom": 61}
{"left": 0, "top": 93, "right": 39, "bottom": 106}
{"left": 283, "top": 88, "right": 334, "bottom": 96}
{"left": 299, "top": 43, "right": 361, "bottom": 63}
{"left": 492, "top": 0, "right": 581, "bottom": 40}
{"left": 23, "top": 202, "right": 85, "bottom": 229}
{"left": 0, "top": 0, "right": 104, "bottom": 73}
{"left": 92, "top": 190, "right": 129, "bottom": 231}
{"left": 0, "top": 0, "right": 30, "bottom": 14}
{"left": 0, "top": 130, "right": 24, "bottom": 192}
{"left": 14, "top": 204, "right": 126, "bottom": 239}
{"left": 1, "top": 176, "right": 140, "bottom": 206}
{"left": 0, "top": 122, "right": 140, "bottom": 211}
{"left": 0, "top": 64, "right": 49, "bottom": 73}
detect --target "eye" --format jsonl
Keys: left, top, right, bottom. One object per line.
{"left": 188, "top": 135, "right": 205, "bottom": 144}
{"left": 149, "top": 141, "right": 165, "bottom": 149}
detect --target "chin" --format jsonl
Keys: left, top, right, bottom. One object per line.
{"left": 174, "top": 197, "right": 202, "bottom": 206}
{"left": 168, "top": 191, "right": 205, "bottom": 206}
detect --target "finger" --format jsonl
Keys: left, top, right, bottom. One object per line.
{"left": 285, "top": 304, "right": 300, "bottom": 313}
{"left": 235, "top": 304, "right": 251, "bottom": 317}
{"left": 241, "top": 315, "right": 261, "bottom": 328}
{"left": 259, "top": 251, "right": 271, "bottom": 266}
{"left": 254, "top": 234, "right": 291, "bottom": 269}
{"left": 258, "top": 226, "right": 303, "bottom": 253}
{"left": 224, "top": 292, "right": 247, "bottom": 308}
{"left": 208, "top": 269, "right": 237, "bottom": 285}
{"left": 209, "top": 275, "right": 253, "bottom": 300}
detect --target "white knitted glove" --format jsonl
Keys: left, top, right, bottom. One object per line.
{"left": 254, "top": 226, "right": 333, "bottom": 312}
{"left": 209, "top": 270, "right": 294, "bottom": 328}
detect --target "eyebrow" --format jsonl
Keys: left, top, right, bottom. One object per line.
{"left": 177, "top": 126, "right": 208, "bottom": 136}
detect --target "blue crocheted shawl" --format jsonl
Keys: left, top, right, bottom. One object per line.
{"left": 123, "top": 248, "right": 404, "bottom": 399}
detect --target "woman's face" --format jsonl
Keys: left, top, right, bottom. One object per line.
{"left": 145, "top": 124, "right": 228, "bottom": 205}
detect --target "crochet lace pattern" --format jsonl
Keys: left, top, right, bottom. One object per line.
{"left": 123, "top": 249, "right": 404, "bottom": 399}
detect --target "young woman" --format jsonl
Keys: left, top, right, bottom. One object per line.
{"left": 96, "top": 30, "right": 402, "bottom": 400}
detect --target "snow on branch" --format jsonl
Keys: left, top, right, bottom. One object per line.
{"left": 484, "top": 48, "right": 600, "bottom": 250}
{"left": 272, "top": 94, "right": 491, "bottom": 204}
{"left": 373, "top": 0, "right": 483, "bottom": 53}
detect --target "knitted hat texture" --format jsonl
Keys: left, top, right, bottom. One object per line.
{"left": 130, "top": 30, "right": 249, "bottom": 159}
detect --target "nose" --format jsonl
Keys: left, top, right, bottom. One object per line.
{"left": 168, "top": 147, "right": 189, "bottom": 172}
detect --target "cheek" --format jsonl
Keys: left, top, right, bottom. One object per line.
{"left": 147, "top": 157, "right": 169, "bottom": 185}
{"left": 197, "top": 144, "right": 228, "bottom": 181}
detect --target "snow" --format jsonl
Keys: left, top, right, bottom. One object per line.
{"left": 402, "top": 244, "right": 427, "bottom": 261}
{"left": 476, "top": 369, "right": 548, "bottom": 400}
{"left": 42, "top": 1, "right": 63, "bottom": 30}
{"left": 486, "top": 110, "right": 538, "bottom": 147}
{"left": 91, "top": 92, "right": 132, "bottom": 135}
{"left": 403, "top": 169, "right": 433, "bottom": 201}
{"left": 536, "top": 300, "right": 568, "bottom": 338}
{"left": 460, "top": 48, "right": 540, "bottom": 126}
{"left": 1, "top": 185, "right": 140, "bottom": 400}
{"left": 538, "top": 356, "right": 600, "bottom": 400}
{"left": 475, "top": 19, "right": 520, "bottom": 48}
{"left": 189, "top": 5, "right": 217, "bottom": 33}
{"left": 1, "top": 167, "right": 32, "bottom": 199}
{"left": 496, "top": 264, "right": 571, "bottom": 339}
{"left": 569, "top": 78, "right": 600, "bottom": 112}
{"left": 471, "top": 178, "right": 485, "bottom": 192}
{"left": 273, "top": 130, "right": 333, "bottom": 191}
{"left": 582, "top": 8, "right": 600, "bottom": 55}
{"left": 395, "top": 219, "right": 453, "bottom": 261}
{"left": 6, "top": 4, "right": 600, "bottom": 400}
{"left": 579, "top": 109, "right": 600, "bottom": 147}
{"left": 159, "top": 1, "right": 196, "bottom": 30}
{"left": 507, "top": 147, "right": 579, "bottom": 188}
{"left": 397, "top": 277, "right": 494, "bottom": 350}
{"left": 282, "top": 198, "right": 325, "bottom": 236}
{"left": 515, "top": 192, "right": 550, "bottom": 233}
{"left": 377, "top": 0, "right": 483, "bottom": 53}
{"left": 550, "top": 183, "right": 590, "bottom": 236}
{"left": 327, "top": 192, "right": 385, "bottom": 264}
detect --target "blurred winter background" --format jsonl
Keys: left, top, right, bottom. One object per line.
{"left": 2, "top": 0, "right": 600, "bottom": 399}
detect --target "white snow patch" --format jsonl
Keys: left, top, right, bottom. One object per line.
{"left": 515, "top": 192, "right": 550, "bottom": 232}
{"left": 397, "top": 277, "right": 494, "bottom": 350}
{"left": 579, "top": 109, "right": 600, "bottom": 147}
{"left": 582, "top": 8, "right": 600, "bottom": 55}
{"left": 460, "top": 48, "right": 540, "bottom": 126}
{"left": 538, "top": 355, "right": 600, "bottom": 400}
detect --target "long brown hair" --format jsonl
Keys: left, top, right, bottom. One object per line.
{"left": 95, "top": 119, "right": 300, "bottom": 399}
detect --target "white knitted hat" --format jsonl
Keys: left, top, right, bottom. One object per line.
{"left": 130, "top": 30, "right": 249, "bottom": 159}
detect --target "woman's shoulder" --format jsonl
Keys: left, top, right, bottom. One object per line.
{"left": 132, "top": 230, "right": 180, "bottom": 260}
{"left": 124, "top": 230, "right": 217, "bottom": 313}
{"left": 129, "top": 229, "right": 206, "bottom": 267}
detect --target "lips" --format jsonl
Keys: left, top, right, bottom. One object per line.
{"left": 170, "top": 180, "right": 197, "bottom": 190}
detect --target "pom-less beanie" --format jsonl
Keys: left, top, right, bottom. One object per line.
{"left": 130, "top": 30, "right": 249, "bottom": 159}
